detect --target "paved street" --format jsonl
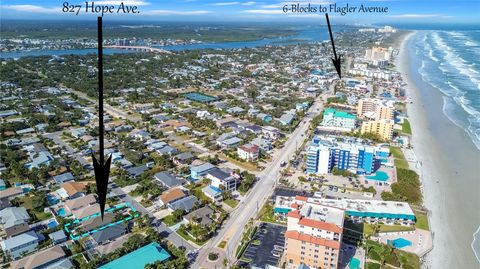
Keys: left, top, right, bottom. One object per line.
{"left": 62, "top": 87, "right": 142, "bottom": 123}
{"left": 194, "top": 87, "right": 333, "bottom": 268}
{"left": 44, "top": 131, "right": 90, "bottom": 167}
{"left": 109, "top": 183, "right": 197, "bottom": 252}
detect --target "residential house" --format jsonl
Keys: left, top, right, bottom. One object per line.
{"left": 61, "top": 182, "right": 86, "bottom": 199}
{"left": 0, "top": 187, "right": 24, "bottom": 201}
{"left": 48, "top": 230, "right": 67, "bottom": 245}
{"left": 159, "top": 188, "right": 186, "bottom": 206}
{"left": 201, "top": 185, "right": 223, "bottom": 202}
{"left": 126, "top": 165, "right": 149, "bottom": 179}
{"left": 168, "top": 195, "right": 198, "bottom": 213}
{"left": 256, "top": 113, "right": 273, "bottom": 123}
{"left": 0, "top": 231, "right": 43, "bottom": 259}
{"left": 64, "top": 194, "right": 96, "bottom": 218}
{"left": 0, "top": 207, "right": 30, "bottom": 237}
{"left": 92, "top": 224, "right": 127, "bottom": 245}
{"left": 219, "top": 137, "right": 242, "bottom": 149}
{"left": 10, "top": 245, "right": 72, "bottom": 269}
{"left": 190, "top": 163, "right": 215, "bottom": 181}
{"left": 183, "top": 206, "right": 215, "bottom": 226}
{"left": 206, "top": 168, "right": 238, "bottom": 192}
{"left": 279, "top": 113, "right": 296, "bottom": 126}
{"left": 251, "top": 137, "right": 273, "bottom": 152}
{"left": 262, "top": 126, "right": 283, "bottom": 140}
{"left": 154, "top": 172, "right": 184, "bottom": 188}
{"left": 53, "top": 173, "right": 74, "bottom": 184}
{"left": 237, "top": 144, "right": 260, "bottom": 161}
{"left": 172, "top": 152, "right": 195, "bottom": 165}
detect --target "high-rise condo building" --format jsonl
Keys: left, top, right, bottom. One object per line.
{"left": 284, "top": 197, "right": 345, "bottom": 269}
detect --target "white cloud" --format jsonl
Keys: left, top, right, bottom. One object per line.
{"left": 210, "top": 1, "right": 256, "bottom": 6}
{"left": 142, "top": 9, "right": 211, "bottom": 15}
{"left": 2, "top": 4, "right": 60, "bottom": 14}
{"left": 390, "top": 13, "right": 452, "bottom": 19}
{"left": 93, "top": 1, "right": 150, "bottom": 6}
{"left": 243, "top": 9, "right": 283, "bottom": 14}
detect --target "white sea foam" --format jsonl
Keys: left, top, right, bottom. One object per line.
{"left": 421, "top": 32, "right": 480, "bottom": 150}
{"left": 472, "top": 225, "right": 480, "bottom": 264}
{"left": 432, "top": 32, "right": 480, "bottom": 90}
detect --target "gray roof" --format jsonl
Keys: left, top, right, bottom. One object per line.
{"left": 0, "top": 231, "right": 41, "bottom": 251}
{"left": 207, "top": 168, "right": 232, "bottom": 181}
{"left": 53, "top": 173, "right": 74, "bottom": 184}
{"left": 154, "top": 171, "right": 184, "bottom": 188}
{"left": 44, "top": 258, "right": 73, "bottom": 269}
{"left": 221, "top": 137, "right": 242, "bottom": 145}
{"left": 190, "top": 163, "right": 215, "bottom": 174}
{"left": 48, "top": 230, "right": 67, "bottom": 242}
{"left": 0, "top": 207, "right": 29, "bottom": 229}
{"left": 91, "top": 224, "right": 126, "bottom": 244}
{"left": 279, "top": 113, "right": 295, "bottom": 125}
{"left": 168, "top": 195, "right": 198, "bottom": 212}
{"left": 184, "top": 206, "right": 215, "bottom": 226}
{"left": 126, "top": 165, "right": 148, "bottom": 177}
{"left": 174, "top": 152, "right": 194, "bottom": 161}
{"left": 156, "top": 145, "right": 178, "bottom": 155}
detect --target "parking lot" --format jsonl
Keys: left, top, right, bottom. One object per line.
{"left": 240, "top": 222, "right": 287, "bottom": 268}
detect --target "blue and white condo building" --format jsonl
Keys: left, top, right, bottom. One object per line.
{"left": 306, "top": 136, "right": 389, "bottom": 175}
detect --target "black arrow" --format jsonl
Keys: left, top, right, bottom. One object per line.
{"left": 325, "top": 13, "right": 341, "bottom": 79}
{"left": 92, "top": 16, "right": 111, "bottom": 220}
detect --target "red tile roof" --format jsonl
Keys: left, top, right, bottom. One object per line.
{"left": 298, "top": 218, "right": 343, "bottom": 234}
{"left": 285, "top": 230, "right": 341, "bottom": 249}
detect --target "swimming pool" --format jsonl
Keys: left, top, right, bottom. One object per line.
{"left": 47, "top": 219, "right": 58, "bottom": 228}
{"left": 388, "top": 237, "right": 412, "bottom": 249}
{"left": 47, "top": 194, "right": 59, "bottom": 205}
{"left": 57, "top": 207, "right": 66, "bottom": 217}
{"left": 99, "top": 242, "right": 171, "bottom": 269}
{"left": 349, "top": 257, "right": 361, "bottom": 269}
{"left": 366, "top": 171, "right": 389, "bottom": 181}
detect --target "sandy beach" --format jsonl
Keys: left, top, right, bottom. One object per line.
{"left": 397, "top": 31, "right": 480, "bottom": 268}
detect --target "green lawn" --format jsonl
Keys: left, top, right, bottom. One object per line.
{"left": 390, "top": 146, "right": 406, "bottom": 160}
{"left": 414, "top": 211, "right": 429, "bottom": 230}
{"left": 162, "top": 215, "right": 181, "bottom": 227}
{"left": 391, "top": 146, "right": 410, "bottom": 169}
{"left": 177, "top": 227, "right": 208, "bottom": 246}
{"left": 257, "top": 202, "right": 277, "bottom": 223}
{"left": 224, "top": 198, "right": 239, "bottom": 208}
{"left": 402, "top": 119, "right": 412, "bottom": 135}
{"left": 394, "top": 158, "right": 409, "bottom": 169}
{"left": 365, "top": 240, "right": 420, "bottom": 269}
{"left": 364, "top": 223, "right": 415, "bottom": 237}
{"left": 34, "top": 211, "right": 52, "bottom": 221}
{"left": 366, "top": 263, "right": 381, "bottom": 269}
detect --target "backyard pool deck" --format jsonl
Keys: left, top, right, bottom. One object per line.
{"left": 374, "top": 228, "right": 433, "bottom": 257}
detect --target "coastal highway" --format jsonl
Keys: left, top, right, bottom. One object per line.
{"left": 194, "top": 86, "right": 333, "bottom": 267}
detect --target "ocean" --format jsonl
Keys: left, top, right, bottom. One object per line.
{"left": 410, "top": 30, "right": 480, "bottom": 151}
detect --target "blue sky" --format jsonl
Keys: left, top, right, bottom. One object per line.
{"left": 1, "top": 0, "right": 479, "bottom": 24}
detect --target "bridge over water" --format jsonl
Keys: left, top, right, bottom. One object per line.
{"left": 105, "top": 45, "right": 171, "bottom": 53}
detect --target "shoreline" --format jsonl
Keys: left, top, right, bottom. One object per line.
{"left": 397, "top": 31, "right": 480, "bottom": 268}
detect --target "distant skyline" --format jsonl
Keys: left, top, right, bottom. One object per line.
{"left": 1, "top": 0, "right": 479, "bottom": 25}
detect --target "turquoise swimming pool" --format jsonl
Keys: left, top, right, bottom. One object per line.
{"left": 366, "top": 171, "right": 389, "bottom": 181}
{"left": 388, "top": 237, "right": 412, "bottom": 249}
{"left": 57, "top": 207, "right": 66, "bottom": 217}
{"left": 99, "top": 242, "right": 171, "bottom": 269}
{"left": 349, "top": 257, "right": 361, "bottom": 269}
